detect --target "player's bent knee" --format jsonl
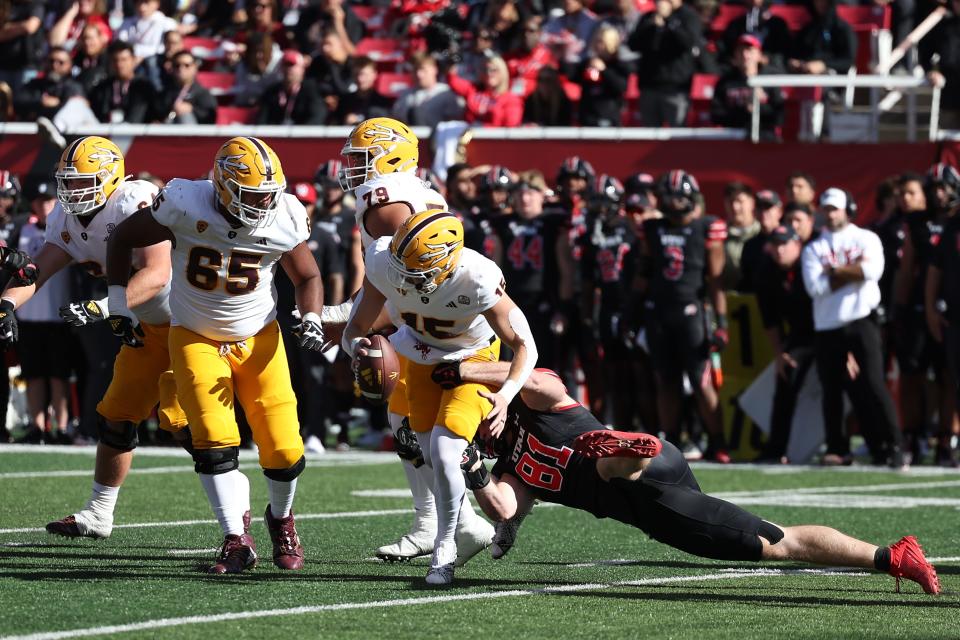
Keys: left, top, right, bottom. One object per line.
{"left": 263, "top": 455, "right": 306, "bottom": 482}
{"left": 98, "top": 418, "right": 139, "bottom": 452}
{"left": 192, "top": 446, "right": 239, "bottom": 475}
{"left": 394, "top": 418, "right": 425, "bottom": 467}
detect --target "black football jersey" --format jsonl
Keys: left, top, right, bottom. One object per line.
{"left": 931, "top": 215, "right": 960, "bottom": 323}
{"left": 641, "top": 215, "right": 727, "bottom": 306}
{"left": 906, "top": 212, "right": 945, "bottom": 308}
{"left": 491, "top": 211, "right": 566, "bottom": 297}
{"left": 580, "top": 216, "right": 636, "bottom": 314}
{"left": 870, "top": 211, "right": 904, "bottom": 309}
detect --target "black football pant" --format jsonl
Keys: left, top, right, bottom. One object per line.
{"left": 814, "top": 317, "right": 902, "bottom": 459}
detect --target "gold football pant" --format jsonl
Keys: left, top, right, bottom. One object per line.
{"left": 387, "top": 354, "right": 411, "bottom": 417}
{"left": 168, "top": 322, "right": 303, "bottom": 470}
{"left": 404, "top": 340, "right": 501, "bottom": 440}
{"left": 97, "top": 322, "right": 188, "bottom": 432}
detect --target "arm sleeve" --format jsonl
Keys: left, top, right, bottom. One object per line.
{"left": 859, "top": 230, "right": 885, "bottom": 283}
{"left": 801, "top": 242, "right": 830, "bottom": 298}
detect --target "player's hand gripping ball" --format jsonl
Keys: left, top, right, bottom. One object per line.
{"left": 354, "top": 334, "right": 400, "bottom": 404}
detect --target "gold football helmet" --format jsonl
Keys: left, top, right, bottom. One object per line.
{"left": 339, "top": 117, "right": 418, "bottom": 191}
{"left": 388, "top": 209, "right": 463, "bottom": 294}
{"left": 213, "top": 136, "right": 286, "bottom": 228}
{"left": 54, "top": 136, "right": 125, "bottom": 215}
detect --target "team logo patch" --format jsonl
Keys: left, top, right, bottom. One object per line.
{"left": 197, "top": 221, "right": 208, "bottom": 233}
{"left": 60, "top": 231, "right": 71, "bottom": 244}
{"left": 85, "top": 301, "right": 100, "bottom": 315}
{"left": 421, "top": 296, "right": 430, "bottom": 304}
{"left": 458, "top": 295, "right": 470, "bottom": 305}
{"left": 228, "top": 231, "right": 237, "bottom": 239}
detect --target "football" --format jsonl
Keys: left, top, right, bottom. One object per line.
{"left": 355, "top": 334, "right": 400, "bottom": 404}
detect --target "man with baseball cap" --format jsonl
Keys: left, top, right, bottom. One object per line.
{"left": 711, "top": 34, "right": 784, "bottom": 139}
{"left": 801, "top": 187, "right": 904, "bottom": 468}
{"left": 740, "top": 188, "right": 783, "bottom": 292}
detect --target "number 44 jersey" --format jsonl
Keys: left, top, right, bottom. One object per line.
{"left": 150, "top": 178, "right": 310, "bottom": 341}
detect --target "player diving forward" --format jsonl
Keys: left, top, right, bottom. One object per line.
{"left": 344, "top": 210, "right": 538, "bottom": 585}
{"left": 106, "top": 137, "right": 325, "bottom": 574}
{"left": 0, "top": 136, "right": 190, "bottom": 540}
{"left": 332, "top": 117, "right": 493, "bottom": 563}
{"left": 440, "top": 362, "right": 941, "bottom": 595}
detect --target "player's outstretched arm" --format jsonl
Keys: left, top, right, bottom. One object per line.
{"left": 2, "top": 243, "right": 72, "bottom": 308}
{"left": 462, "top": 446, "right": 534, "bottom": 522}
{"left": 447, "top": 361, "right": 573, "bottom": 412}
{"left": 480, "top": 295, "right": 538, "bottom": 436}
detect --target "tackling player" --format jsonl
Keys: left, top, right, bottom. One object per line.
{"left": 106, "top": 137, "right": 325, "bottom": 574}
{"left": 442, "top": 361, "right": 941, "bottom": 595}
{"left": 343, "top": 210, "right": 538, "bottom": 585}
{"left": 0, "top": 136, "right": 189, "bottom": 540}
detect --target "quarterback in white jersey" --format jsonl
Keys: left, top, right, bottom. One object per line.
{"left": 106, "top": 136, "right": 325, "bottom": 575}
{"left": 344, "top": 210, "right": 538, "bottom": 585}
{"left": 0, "top": 136, "right": 189, "bottom": 542}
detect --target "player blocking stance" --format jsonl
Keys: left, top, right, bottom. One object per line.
{"left": 445, "top": 362, "right": 940, "bottom": 595}
{"left": 344, "top": 211, "right": 537, "bottom": 585}
{"left": 335, "top": 117, "right": 493, "bottom": 563}
{"left": 0, "top": 136, "right": 189, "bottom": 539}
{"left": 106, "top": 137, "right": 325, "bottom": 573}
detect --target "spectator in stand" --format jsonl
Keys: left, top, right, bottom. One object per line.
{"left": 74, "top": 23, "right": 110, "bottom": 93}
{"left": 505, "top": 15, "right": 557, "bottom": 97}
{"left": 257, "top": 49, "right": 326, "bottom": 124}
{"left": 232, "top": 32, "right": 281, "bottom": 107}
{"left": 784, "top": 201, "right": 818, "bottom": 244}
{"left": 158, "top": 50, "right": 216, "bottom": 123}
{"left": 48, "top": 0, "right": 111, "bottom": 52}
{"left": 739, "top": 189, "right": 783, "bottom": 292}
{"left": 721, "top": 181, "right": 761, "bottom": 290}
{"left": 576, "top": 24, "right": 629, "bottom": 127}
{"left": 523, "top": 65, "right": 574, "bottom": 126}
{"left": 309, "top": 30, "right": 353, "bottom": 118}
{"left": 88, "top": 40, "right": 156, "bottom": 123}
{"left": 150, "top": 28, "right": 184, "bottom": 90}
{"left": 0, "top": 171, "right": 21, "bottom": 244}
{"left": 754, "top": 224, "right": 816, "bottom": 464}
{"left": 787, "top": 171, "right": 817, "bottom": 207}
{"left": 719, "top": 0, "right": 792, "bottom": 72}
{"left": 295, "top": 0, "right": 363, "bottom": 54}
{"left": 234, "top": 0, "right": 289, "bottom": 49}
{"left": 599, "top": 0, "right": 641, "bottom": 63}
{"left": 802, "top": 187, "right": 905, "bottom": 468}
{"left": 391, "top": 52, "right": 464, "bottom": 128}
{"left": 448, "top": 53, "right": 524, "bottom": 127}
{"left": 629, "top": 0, "right": 702, "bottom": 127}
{"left": 334, "top": 56, "right": 392, "bottom": 125}
{"left": 14, "top": 47, "right": 85, "bottom": 122}
{"left": 468, "top": 0, "right": 530, "bottom": 55}
{"left": 192, "top": 0, "right": 245, "bottom": 38}
{"left": 922, "top": 0, "right": 960, "bottom": 129}
{"left": 543, "top": 0, "right": 599, "bottom": 72}
{"left": 788, "top": 0, "right": 856, "bottom": 76}
{"left": 0, "top": 0, "right": 46, "bottom": 93}
{"left": 711, "top": 34, "right": 784, "bottom": 139}
{"left": 116, "top": 0, "right": 177, "bottom": 64}
{"left": 0, "top": 83, "right": 12, "bottom": 122}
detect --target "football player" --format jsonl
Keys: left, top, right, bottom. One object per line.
{"left": 443, "top": 361, "right": 941, "bottom": 596}
{"left": 105, "top": 137, "right": 325, "bottom": 574}
{"left": 343, "top": 210, "right": 538, "bottom": 585}
{"left": 333, "top": 117, "right": 494, "bottom": 565}
{"left": 0, "top": 136, "right": 189, "bottom": 540}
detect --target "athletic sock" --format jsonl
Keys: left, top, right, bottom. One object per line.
{"left": 199, "top": 470, "right": 249, "bottom": 536}
{"left": 874, "top": 547, "right": 891, "bottom": 571}
{"left": 431, "top": 426, "right": 469, "bottom": 558}
{"left": 84, "top": 482, "right": 119, "bottom": 519}
{"left": 389, "top": 412, "right": 436, "bottom": 520}
{"left": 267, "top": 477, "right": 298, "bottom": 519}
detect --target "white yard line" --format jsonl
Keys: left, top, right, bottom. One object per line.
{"left": 166, "top": 548, "right": 218, "bottom": 556}
{"left": 0, "top": 444, "right": 395, "bottom": 464}
{"left": 0, "top": 569, "right": 872, "bottom": 640}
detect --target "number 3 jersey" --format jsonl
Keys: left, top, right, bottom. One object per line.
{"left": 354, "top": 172, "right": 447, "bottom": 249}
{"left": 641, "top": 215, "right": 727, "bottom": 307}
{"left": 45, "top": 178, "right": 172, "bottom": 325}
{"left": 364, "top": 236, "right": 503, "bottom": 363}
{"left": 150, "top": 178, "right": 310, "bottom": 341}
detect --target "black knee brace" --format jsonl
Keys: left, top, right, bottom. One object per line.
{"left": 394, "top": 418, "right": 425, "bottom": 468}
{"left": 98, "top": 418, "right": 139, "bottom": 452}
{"left": 192, "top": 446, "right": 240, "bottom": 475}
{"left": 263, "top": 455, "right": 306, "bottom": 482}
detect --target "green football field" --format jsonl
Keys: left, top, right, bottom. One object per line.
{"left": 1, "top": 445, "right": 958, "bottom": 640}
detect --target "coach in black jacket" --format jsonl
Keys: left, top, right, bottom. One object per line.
{"left": 87, "top": 41, "right": 155, "bottom": 124}
{"left": 257, "top": 50, "right": 327, "bottom": 125}
{"left": 788, "top": 0, "right": 856, "bottom": 75}
{"left": 157, "top": 51, "right": 217, "bottom": 124}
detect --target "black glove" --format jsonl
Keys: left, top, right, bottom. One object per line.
{"left": 431, "top": 361, "right": 462, "bottom": 389}
{"left": 460, "top": 443, "right": 490, "bottom": 490}
{"left": 710, "top": 314, "right": 729, "bottom": 352}
{"left": 108, "top": 314, "right": 145, "bottom": 348}
{"left": 59, "top": 299, "right": 107, "bottom": 327}
{"left": 292, "top": 311, "right": 324, "bottom": 351}
{"left": 0, "top": 299, "right": 17, "bottom": 349}
{"left": 1, "top": 247, "right": 38, "bottom": 287}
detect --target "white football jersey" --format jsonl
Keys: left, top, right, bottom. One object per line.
{"left": 45, "top": 179, "right": 172, "bottom": 325}
{"left": 150, "top": 178, "right": 310, "bottom": 341}
{"left": 354, "top": 172, "right": 447, "bottom": 249}
{"left": 365, "top": 236, "right": 503, "bottom": 363}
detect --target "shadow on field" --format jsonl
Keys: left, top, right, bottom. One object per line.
{"left": 519, "top": 559, "right": 813, "bottom": 572}
{"left": 553, "top": 588, "right": 960, "bottom": 608}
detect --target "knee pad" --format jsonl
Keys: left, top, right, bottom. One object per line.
{"left": 263, "top": 455, "right": 306, "bottom": 482}
{"left": 394, "top": 417, "right": 425, "bottom": 468}
{"left": 758, "top": 520, "right": 785, "bottom": 545}
{"left": 192, "top": 446, "right": 239, "bottom": 475}
{"left": 97, "top": 418, "right": 139, "bottom": 452}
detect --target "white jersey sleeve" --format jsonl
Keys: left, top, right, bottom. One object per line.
{"left": 43, "top": 203, "right": 70, "bottom": 253}
{"left": 149, "top": 177, "right": 192, "bottom": 229}
{"left": 354, "top": 172, "right": 447, "bottom": 248}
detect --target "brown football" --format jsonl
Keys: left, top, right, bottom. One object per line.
{"left": 355, "top": 334, "right": 400, "bottom": 404}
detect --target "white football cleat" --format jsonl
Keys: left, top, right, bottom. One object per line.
{"left": 454, "top": 516, "right": 494, "bottom": 567}
{"left": 45, "top": 509, "right": 113, "bottom": 539}
{"left": 491, "top": 512, "right": 527, "bottom": 560}
{"left": 426, "top": 542, "right": 457, "bottom": 586}
{"left": 376, "top": 513, "right": 436, "bottom": 562}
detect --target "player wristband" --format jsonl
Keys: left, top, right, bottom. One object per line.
{"left": 0, "top": 297, "right": 16, "bottom": 311}
{"left": 464, "top": 462, "right": 490, "bottom": 490}
{"left": 320, "top": 301, "right": 353, "bottom": 325}
{"left": 346, "top": 336, "right": 365, "bottom": 359}
{"left": 498, "top": 379, "right": 522, "bottom": 404}
{"left": 94, "top": 296, "right": 109, "bottom": 316}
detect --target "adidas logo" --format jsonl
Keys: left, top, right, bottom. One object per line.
{"left": 446, "top": 301, "right": 457, "bottom": 308}
{"left": 257, "top": 238, "right": 268, "bottom": 246}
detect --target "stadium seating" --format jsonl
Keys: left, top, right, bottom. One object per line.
{"left": 196, "top": 71, "right": 237, "bottom": 99}
{"left": 376, "top": 72, "right": 414, "bottom": 98}
{"left": 215, "top": 106, "right": 257, "bottom": 125}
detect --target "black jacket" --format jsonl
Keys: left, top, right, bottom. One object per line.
{"left": 256, "top": 79, "right": 328, "bottom": 125}
{"left": 792, "top": 5, "right": 857, "bottom": 73}
{"left": 720, "top": 9, "right": 793, "bottom": 72}
{"left": 88, "top": 76, "right": 156, "bottom": 123}
{"left": 711, "top": 67, "right": 784, "bottom": 136}
{"left": 576, "top": 57, "right": 629, "bottom": 126}
{"left": 157, "top": 80, "right": 218, "bottom": 124}
{"left": 629, "top": 6, "right": 701, "bottom": 91}
{"left": 14, "top": 75, "right": 84, "bottom": 120}
{"left": 74, "top": 52, "right": 109, "bottom": 94}
{"left": 920, "top": 14, "right": 960, "bottom": 109}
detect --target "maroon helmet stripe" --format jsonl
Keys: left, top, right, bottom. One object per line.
{"left": 396, "top": 212, "right": 456, "bottom": 256}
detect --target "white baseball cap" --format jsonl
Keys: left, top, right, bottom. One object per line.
{"left": 819, "top": 187, "right": 848, "bottom": 210}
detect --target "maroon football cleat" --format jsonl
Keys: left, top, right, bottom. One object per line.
{"left": 242, "top": 509, "right": 251, "bottom": 534}
{"left": 45, "top": 511, "right": 112, "bottom": 539}
{"left": 888, "top": 535, "right": 941, "bottom": 595}
{"left": 573, "top": 430, "right": 662, "bottom": 459}
{"left": 264, "top": 505, "right": 304, "bottom": 570}
{"left": 208, "top": 533, "right": 257, "bottom": 574}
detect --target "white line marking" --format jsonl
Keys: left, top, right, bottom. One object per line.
{"left": 928, "top": 556, "right": 960, "bottom": 563}
{"left": 0, "top": 444, "right": 395, "bottom": 463}
{"left": 166, "top": 548, "right": 218, "bottom": 556}
{"left": 0, "top": 569, "right": 875, "bottom": 640}
{"left": 715, "top": 478, "right": 960, "bottom": 499}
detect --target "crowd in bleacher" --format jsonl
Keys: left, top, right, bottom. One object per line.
{"left": 1, "top": 0, "right": 959, "bottom": 136}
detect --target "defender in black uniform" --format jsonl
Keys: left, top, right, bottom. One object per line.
{"left": 637, "top": 170, "right": 730, "bottom": 462}
{"left": 434, "top": 361, "right": 941, "bottom": 594}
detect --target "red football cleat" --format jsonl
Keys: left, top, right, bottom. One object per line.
{"left": 888, "top": 535, "right": 941, "bottom": 595}
{"left": 264, "top": 505, "right": 305, "bottom": 570}
{"left": 572, "top": 430, "right": 662, "bottom": 459}
{"left": 208, "top": 533, "right": 257, "bottom": 574}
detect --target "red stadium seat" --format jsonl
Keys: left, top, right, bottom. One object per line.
{"left": 355, "top": 38, "right": 405, "bottom": 64}
{"left": 561, "top": 78, "right": 581, "bottom": 103}
{"left": 196, "top": 71, "right": 236, "bottom": 94}
{"left": 351, "top": 6, "right": 386, "bottom": 33}
{"left": 710, "top": 5, "right": 747, "bottom": 35}
{"left": 376, "top": 72, "right": 414, "bottom": 98}
{"left": 215, "top": 106, "right": 256, "bottom": 125}
{"left": 768, "top": 5, "right": 813, "bottom": 31}
{"left": 836, "top": 5, "right": 891, "bottom": 29}
{"left": 687, "top": 73, "right": 719, "bottom": 127}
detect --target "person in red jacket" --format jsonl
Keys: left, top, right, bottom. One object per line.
{"left": 448, "top": 53, "right": 524, "bottom": 127}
